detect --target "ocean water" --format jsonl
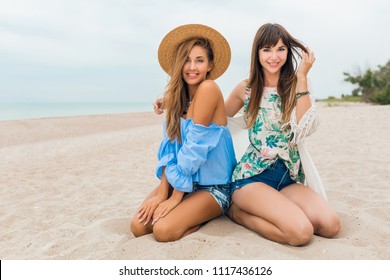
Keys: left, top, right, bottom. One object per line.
{"left": 0, "top": 102, "right": 153, "bottom": 121}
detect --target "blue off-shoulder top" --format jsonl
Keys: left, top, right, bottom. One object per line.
{"left": 156, "top": 118, "right": 237, "bottom": 193}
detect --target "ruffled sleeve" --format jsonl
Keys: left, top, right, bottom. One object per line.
{"left": 155, "top": 122, "right": 180, "bottom": 178}
{"left": 156, "top": 120, "right": 224, "bottom": 193}
{"left": 288, "top": 95, "right": 320, "bottom": 145}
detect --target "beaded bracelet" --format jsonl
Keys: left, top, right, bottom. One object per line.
{"left": 296, "top": 90, "right": 310, "bottom": 100}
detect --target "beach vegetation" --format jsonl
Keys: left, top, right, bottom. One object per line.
{"left": 343, "top": 59, "right": 390, "bottom": 105}
{"left": 317, "top": 95, "right": 363, "bottom": 107}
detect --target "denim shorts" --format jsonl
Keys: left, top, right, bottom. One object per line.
{"left": 193, "top": 183, "right": 231, "bottom": 214}
{"left": 231, "top": 159, "right": 296, "bottom": 194}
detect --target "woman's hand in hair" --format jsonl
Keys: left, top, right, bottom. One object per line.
{"left": 297, "top": 48, "right": 316, "bottom": 79}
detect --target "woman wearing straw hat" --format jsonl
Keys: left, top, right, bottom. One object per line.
{"left": 130, "top": 24, "right": 236, "bottom": 242}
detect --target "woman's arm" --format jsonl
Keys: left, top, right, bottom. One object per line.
{"left": 137, "top": 167, "right": 170, "bottom": 225}
{"left": 225, "top": 80, "right": 246, "bottom": 117}
{"left": 287, "top": 48, "right": 319, "bottom": 144}
{"left": 189, "top": 80, "right": 225, "bottom": 126}
{"left": 153, "top": 98, "right": 164, "bottom": 115}
{"left": 152, "top": 188, "right": 185, "bottom": 224}
{"left": 295, "top": 48, "right": 316, "bottom": 123}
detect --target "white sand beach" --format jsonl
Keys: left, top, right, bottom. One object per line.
{"left": 1, "top": 103, "right": 389, "bottom": 260}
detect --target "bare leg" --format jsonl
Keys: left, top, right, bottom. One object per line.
{"left": 230, "top": 182, "right": 314, "bottom": 246}
{"left": 280, "top": 184, "right": 341, "bottom": 238}
{"left": 152, "top": 190, "right": 222, "bottom": 242}
{"left": 130, "top": 187, "right": 158, "bottom": 237}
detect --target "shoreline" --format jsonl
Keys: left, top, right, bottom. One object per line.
{"left": 0, "top": 102, "right": 153, "bottom": 122}
{"left": 0, "top": 112, "right": 161, "bottom": 148}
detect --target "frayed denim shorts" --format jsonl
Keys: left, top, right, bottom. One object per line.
{"left": 231, "top": 159, "right": 297, "bottom": 194}
{"left": 193, "top": 183, "right": 231, "bottom": 214}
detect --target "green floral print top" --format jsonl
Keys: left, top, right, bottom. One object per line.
{"left": 232, "top": 87, "right": 306, "bottom": 183}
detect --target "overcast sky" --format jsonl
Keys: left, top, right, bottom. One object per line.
{"left": 1, "top": 0, "right": 389, "bottom": 103}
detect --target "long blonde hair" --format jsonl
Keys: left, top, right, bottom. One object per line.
{"left": 163, "top": 37, "right": 214, "bottom": 142}
{"left": 246, "top": 23, "right": 307, "bottom": 127}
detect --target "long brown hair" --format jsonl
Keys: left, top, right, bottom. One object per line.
{"left": 246, "top": 23, "right": 307, "bottom": 127}
{"left": 163, "top": 37, "right": 214, "bottom": 142}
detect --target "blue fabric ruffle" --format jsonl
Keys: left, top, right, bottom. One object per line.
{"left": 156, "top": 118, "right": 233, "bottom": 193}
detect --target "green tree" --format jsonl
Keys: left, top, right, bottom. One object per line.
{"left": 344, "top": 60, "right": 390, "bottom": 105}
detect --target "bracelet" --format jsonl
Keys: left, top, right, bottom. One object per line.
{"left": 296, "top": 90, "right": 310, "bottom": 100}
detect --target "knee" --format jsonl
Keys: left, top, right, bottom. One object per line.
{"left": 318, "top": 213, "right": 341, "bottom": 238}
{"left": 285, "top": 221, "right": 314, "bottom": 246}
{"left": 130, "top": 218, "right": 146, "bottom": 237}
{"left": 153, "top": 222, "right": 179, "bottom": 242}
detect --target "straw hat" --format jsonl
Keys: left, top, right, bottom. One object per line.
{"left": 158, "top": 24, "right": 231, "bottom": 80}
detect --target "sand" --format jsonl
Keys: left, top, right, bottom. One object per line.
{"left": 1, "top": 103, "right": 389, "bottom": 260}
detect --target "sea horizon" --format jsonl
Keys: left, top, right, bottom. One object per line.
{"left": 0, "top": 102, "right": 153, "bottom": 121}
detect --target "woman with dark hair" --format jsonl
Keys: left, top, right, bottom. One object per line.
{"left": 226, "top": 23, "right": 340, "bottom": 246}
